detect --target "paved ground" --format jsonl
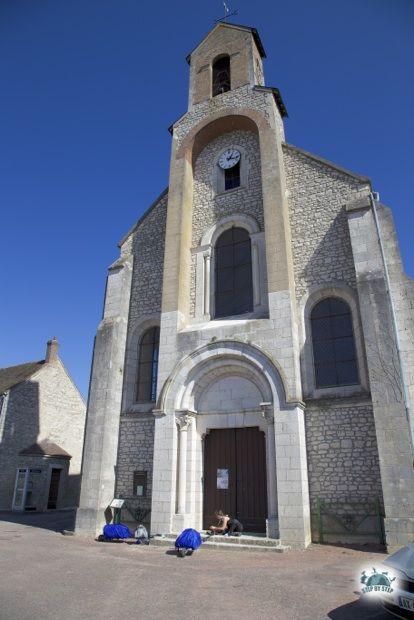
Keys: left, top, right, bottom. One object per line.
{"left": 0, "top": 512, "right": 393, "bottom": 620}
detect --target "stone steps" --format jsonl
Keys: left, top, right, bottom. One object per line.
{"left": 151, "top": 534, "right": 290, "bottom": 553}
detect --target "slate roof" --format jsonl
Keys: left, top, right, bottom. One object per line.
{"left": 19, "top": 439, "right": 71, "bottom": 459}
{"left": 0, "top": 361, "right": 44, "bottom": 393}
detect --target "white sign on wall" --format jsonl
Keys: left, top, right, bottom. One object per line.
{"left": 217, "top": 469, "right": 229, "bottom": 490}
{"left": 110, "top": 499, "right": 125, "bottom": 508}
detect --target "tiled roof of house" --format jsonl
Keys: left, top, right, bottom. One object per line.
{"left": 0, "top": 361, "right": 44, "bottom": 393}
{"left": 19, "top": 439, "right": 71, "bottom": 459}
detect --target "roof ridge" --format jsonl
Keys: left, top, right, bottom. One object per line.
{"left": 118, "top": 187, "right": 168, "bottom": 247}
{"left": 0, "top": 360, "right": 45, "bottom": 393}
{"left": 186, "top": 22, "right": 266, "bottom": 64}
{"left": 0, "top": 359, "right": 44, "bottom": 372}
{"left": 282, "top": 142, "right": 371, "bottom": 183}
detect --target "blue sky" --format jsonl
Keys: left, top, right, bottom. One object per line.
{"left": 1, "top": 0, "right": 413, "bottom": 397}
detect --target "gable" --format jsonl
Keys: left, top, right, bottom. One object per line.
{"left": 0, "top": 361, "right": 44, "bottom": 393}
{"left": 186, "top": 23, "right": 266, "bottom": 65}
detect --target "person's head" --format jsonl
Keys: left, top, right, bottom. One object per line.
{"left": 214, "top": 509, "right": 224, "bottom": 517}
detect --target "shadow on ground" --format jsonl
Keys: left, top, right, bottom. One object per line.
{"left": 329, "top": 597, "right": 389, "bottom": 619}
{"left": 316, "top": 541, "right": 386, "bottom": 554}
{"left": 0, "top": 509, "right": 76, "bottom": 532}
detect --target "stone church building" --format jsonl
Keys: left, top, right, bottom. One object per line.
{"left": 76, "top": 23, "right": 414, "bottom": 550}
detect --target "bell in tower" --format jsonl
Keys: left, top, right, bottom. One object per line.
{"left": 186, "top": 22, "right": 268, "bottom": 109}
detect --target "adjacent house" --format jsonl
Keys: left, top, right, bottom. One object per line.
{"left": 0, "top": 338, "right": 86, "bottom": 512}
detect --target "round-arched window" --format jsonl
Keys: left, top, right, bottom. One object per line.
{"left": 214, "top": 227, "right": 253, "bottom": 318}
{"left": 310, "top": 298, "right": 359, "bottom": 388}
{"left": 136, "top": 326, "right": 160, "bottom": 402}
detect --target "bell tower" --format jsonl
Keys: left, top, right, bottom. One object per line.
{"left": 187, "top": 23, "right": 266, "bottom": 109}
{"left": 152, "top": 22, "right": 311, "bottom": 547}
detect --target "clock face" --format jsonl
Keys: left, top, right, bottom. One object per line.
{"left": 218, "top": 149, "right": 241, "bottom": 170}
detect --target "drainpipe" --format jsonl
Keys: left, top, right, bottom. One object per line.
{"left": 369, "top": 192, "right": 414, "bottom": 462}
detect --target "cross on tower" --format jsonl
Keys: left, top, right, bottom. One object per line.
{"left": 214, "top": 2, "right": 238, "bottom": 23}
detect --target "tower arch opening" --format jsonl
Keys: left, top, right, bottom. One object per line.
{"left": 212, "top": 54, "right": 231, "bottom": 97}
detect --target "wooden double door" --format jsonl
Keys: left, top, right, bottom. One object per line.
{"left": 203, "top": 427, "right": 268, "bottom": 533}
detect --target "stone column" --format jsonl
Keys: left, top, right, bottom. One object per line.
{"left": 346, "top": 197, "right": 414, "bottom": 551}
{"left": 203, "top": 251, "right": 211, "bottom": 318}
{"left": 176, "top": 413, "right": 191, "bottom": 514}
{"left": 171, "top": 411, "right": 194, "bottom": 532}
{"left": 261, "top": 403, "right": 278, "bottom": 538}
{"left": 258, "top": 96, "right": 302, "bottom": 402}
{"left": 274, "top": 405, "right": 311, "bottom": 548}
{"left": 76, "top": 253, "right": 133, "bottom": 536}
{"left": 252, "top": 241, "right": 260, "bottom": 307}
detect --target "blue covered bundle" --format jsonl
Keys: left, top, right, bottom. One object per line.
{"left": 175, "top": 528, "right": 202, "bottom": 550}
{"left": 103, "top": 523, "right": 133, "bottom": 540}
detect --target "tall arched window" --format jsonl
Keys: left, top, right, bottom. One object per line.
{"left": 214, "top": 227, "right": 253, "bottom": 318}
{"left": 136, "top": 326, "right": 160, "bottom": 402}
{"left": 212, "top": 55, "right": 231, "bottom": 97}
{"left": 311, "top": 298, "right": 359, "bottom": 388}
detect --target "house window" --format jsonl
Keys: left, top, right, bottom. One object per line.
{"left": 133, "top": 471, "right": 147, "bottom": 497}
{"left": 224, "top": 161, "right": 240, "bottom": 190}
{"left": 311, "top": 298, "right": 359, "bottom": 388}
{"left": 214, "top": 227, "right": 253, "bottom": 318}
{"left": 136, "top": 327, "right": 160, "bottom": 402}
{"left": 212, "top": 55, "right": 231, "bottom": 97}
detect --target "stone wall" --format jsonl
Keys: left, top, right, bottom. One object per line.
{"left": 346, "top": 198, "right": 414, "bottom": 551}
{"left": 128, "top": 193, "right": 168, "bottom": 324}
{"left": 190, "top": 128, "right": 263, "bottom": 316}
{"left": 192, "top": 129, "right": 263, "bottom": 244}
{"left": 0, "top": 359, "right": 86, "bottom": 511}
{"left": 305, "top": 399, "right": 383, "bottom": 540}
{"left": 377, "top": 203, "right": 414, "bottom": 435}
{"left": 114, "top": 193, "right": 167, "bottom": 519}
{"left": 115, "top": 416, "right": 155, "bottom": 526}
{"left": 175, "top": 84, "right": 285, "bottom": 145}
{"left": 283, "top": 144, "right": 371, "bottom": 303}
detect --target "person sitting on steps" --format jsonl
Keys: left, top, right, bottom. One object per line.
{"left": 208, "top": 509, "right": 243, "bottom": 536}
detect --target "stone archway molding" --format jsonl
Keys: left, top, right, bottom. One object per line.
{"left": 201, "top": 213, "right": 260, "bottom": 247}
{"left": 155, "top": 339, "right": 298, "bottom": 415}
{"left": 175, "top": 108, "right": 269, "bottom": 162}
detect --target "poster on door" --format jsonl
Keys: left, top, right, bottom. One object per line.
{"left": 217, "top": 468, "right": 229, "bottom": 490}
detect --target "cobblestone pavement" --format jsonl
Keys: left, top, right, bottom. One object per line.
{"left": 0, "top": 513, "right": 392, "bottom": 620}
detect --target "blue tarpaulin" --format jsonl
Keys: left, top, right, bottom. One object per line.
{"left": 175, "top": 528, "right": 202, "bottom": 550}
{"left": 103, "top": 523, "right": 133, "bottom": 539}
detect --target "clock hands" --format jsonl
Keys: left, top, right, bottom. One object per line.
{"left": 219, "top": 149, "right": 240, "bottom": 169}
{"left": 226, "top": 151, "right": 239, "bottom": 162}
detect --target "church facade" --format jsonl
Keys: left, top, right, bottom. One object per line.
{"left": 76, "top": 23, "right": 414, "bottom": 550}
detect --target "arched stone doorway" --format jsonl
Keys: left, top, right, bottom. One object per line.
{"left": 187, "top": 356, "right": 277, "bottom": 535}
{"left": 151, "top": 341, "right": 311, "bottom": 546}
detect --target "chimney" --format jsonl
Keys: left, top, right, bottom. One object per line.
{"left": 45, "top": 337, "right": 59, "bottom": 363}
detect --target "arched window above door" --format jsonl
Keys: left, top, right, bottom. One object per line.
{"left": 311, "top": 297, "right": 359, "bottom": 388}
{"left": 212, "top": 55, "right": 231, "bottom": 97}
{"left": 136, "top": 326, "right": 160, "bottom": 402}
{"left": 214, "top": 227, "right": 253, "bottom": 318}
